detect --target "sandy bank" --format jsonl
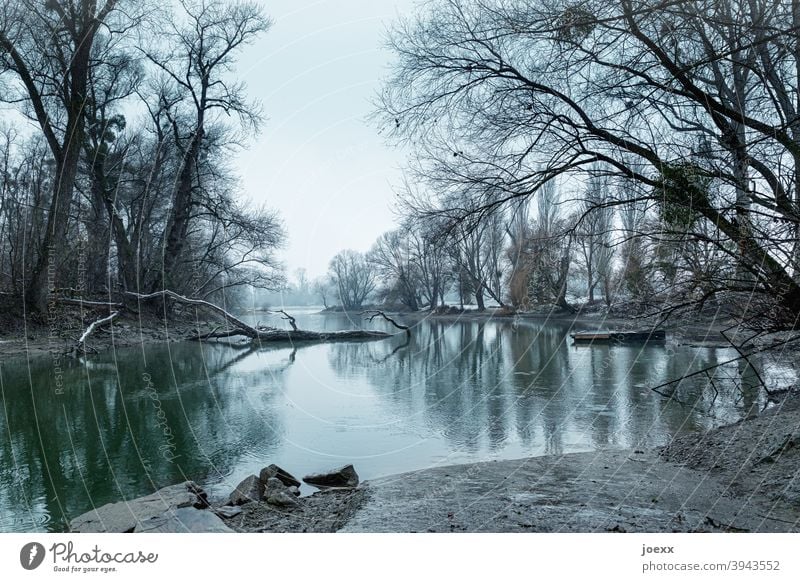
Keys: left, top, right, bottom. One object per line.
{"left": 338, "top": 395, "right": 800, "bottom": 532}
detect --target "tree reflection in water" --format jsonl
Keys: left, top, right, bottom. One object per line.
{"left": 0, "top": 316, "right": 769, "bottom": 532}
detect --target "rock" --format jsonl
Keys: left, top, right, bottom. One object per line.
{"left": 287, "top": 486, "right": 300, "bottom": 497}
{"left": 134, "top": 507, "right": 233, "bottom": 533}
{"left": 303, "top": 464, "right": 359, "bottom": 489}
{"left": 214, "top": 506, "right": 243, "bottom": 519}
{"left": 259, "top": 464, "right": 301, "bottom": 488}
{"left": 264, "top": 477, "right": 301, "bottom": 507}
{"left": 228, "top": 475, "right": 264, "bottom": 506}
{"left": 70, "top": 481, "right": 208, "bottom": 533}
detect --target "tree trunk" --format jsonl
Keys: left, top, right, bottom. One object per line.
{"left": 156, "top": 129, "right": 203, "bottom": 291}
{"left": 475, "top": 288, "right": 485, "bottom": 311}
{"left": 22, "top": 13, "right": 97, "bottom": 313}
{"left": 26, "top": 147, "right": 82, "bottom": 313}
{"left": 554, "top": 234, "right": 573, "bottom": 310}
{"left": 86, "top": 177, "right": 110, "bottom": 294}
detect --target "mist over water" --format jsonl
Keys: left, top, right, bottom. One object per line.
{"left": 0, "top": 310, "right": 764, "bottom": 532}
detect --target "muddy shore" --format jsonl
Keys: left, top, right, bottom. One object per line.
{"left": 0, "top": 302, "right": 239, "bottom": 359}
{"left": 340, "top": 393, "right": 800, "bottom": 532}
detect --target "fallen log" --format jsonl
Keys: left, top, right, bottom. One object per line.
{"left": 129, "top": 290, "right": 398, "bottom": 344}
{"left": 125, "top": 290, "right": 269, "bottom": 338}
{"left": 250, "top": 329, "right": 391, "bottom": 342}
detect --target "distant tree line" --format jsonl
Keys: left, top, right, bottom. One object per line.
{"left": 0, "top": 0, "right": 283, "bottom": 316}
{"left": 318, "top": 174, "right": 655, "bottom": 312}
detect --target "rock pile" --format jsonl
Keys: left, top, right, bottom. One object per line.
{"left": 69, "top": 463, "right": 361, "bottom": 533}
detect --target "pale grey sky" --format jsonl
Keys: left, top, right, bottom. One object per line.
{"left": 236, "top": 0, "right": 417, "bottom": 280}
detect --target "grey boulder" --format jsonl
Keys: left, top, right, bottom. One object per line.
{"left": 259, "top": 464, "right": 301, "bottom": 488}
{"left": 214, "top": 505, "right": 244, "bottom": 519}
{"left": 303, "top": 464, "right": 359, "bottom": 489}
{"left": 264, "top": 477, "right": 301, "bottom": 507}
{"left": 227, "top": 474, "right": 264, "bottom": 506}
{"left": 70, "top": 481, "right": 208, "bottom": 533}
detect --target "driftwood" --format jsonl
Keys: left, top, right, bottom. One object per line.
{"left": 128, "top": 290, "right": 400, "bottom": 344}
{"left": 70, "top": 311, "right": 120, "bottom": 355}
{"left": 246, "top": 329, "right": 391, "bottom": 342}
{"left": 190, "top": 327, "right": 391, "bottom": 343}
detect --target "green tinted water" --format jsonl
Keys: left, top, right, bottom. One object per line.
{"left": 0, "top": 311, "right": 763, "bottom": 531}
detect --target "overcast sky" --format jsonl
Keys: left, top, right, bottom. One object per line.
{"left": 234, "top": 0, "right": 418, "bottom": 281}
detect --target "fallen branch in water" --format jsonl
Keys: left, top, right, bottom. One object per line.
{"left": 273, "top": 309, "right": 298, "bottom": 331}
{"left": 129, "top": 290, "right": 398, "bottom": 344}
{"left": 125, "top": 290, "right": 269, "bottom": 338}
{"left": 649, "top": 332, "right": 800, "bottom": 404}
{"left": 69, "top": 311, "right": 120, "bottom": 355}
{"left": 362, "top": 310, "right": 412, "bottom": 339}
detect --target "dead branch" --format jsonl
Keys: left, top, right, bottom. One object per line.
{"left": 125, "top": 290, "right": 268, "bottom": 338}
{"left": 362, "top": 310, "right": 412, "bottom": 339}
{"left": 68, "top": 311, "right": 120, "bottom": 356}
{"left": 78, "top": 311, "right": 120, "bottom": 343}
{"left": 273, "top": 309, "right": 298, "bottom": 331}
{"left": 649, "top": 333, "right": 800, "bottom": 397}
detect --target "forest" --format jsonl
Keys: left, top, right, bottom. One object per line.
{"left": 0, "top": 0, "right": 283, "bottom": 320}
{"left": 2, "top": 0, "right": 800, "bottom": 338}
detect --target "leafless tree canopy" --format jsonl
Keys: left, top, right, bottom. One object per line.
{"left": 329, "top": 250, "right": 377, "bottom": 310}
{"left": 373, "top": 0, "right": 800, "bottom": 328}
{"left": 0, "top": 0, "right": 284, "bottom": 314}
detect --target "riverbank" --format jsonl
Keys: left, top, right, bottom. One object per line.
{"left": 0, "top": 297, "right": 758, "bottom": 360}
{"left": 0, "top": 303, "right": 223, "bottom": 359}
{"left": 342, "top": 392, "right": 800, "bottom": 532}
{"left": 68, "top": 390, "right": 800, "bottom": 533}
{"left": 400, "top": 304, "right": 742, "bottom": 346}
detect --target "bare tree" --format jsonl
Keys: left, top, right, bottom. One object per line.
{"left": 505, "top": 181, "right": 573, "bottom": 309}
{"left": 378, "top": 0, "right": 800, "bottom": 329}
{"left": 369, "top": 229, "right": 421, "bottom": 310}
{"left": 143, "top": 0, "right": 271, "bottom": 292}
{"left": 575, "top": 175, "right": 614, "bottom": 304}
{"left": 407, "top": 223, "right": 452, "bottom": 309}
{"left": 312, "top": 277, "right": 332, "bottom": 309}
{"left": 82, "top": 33, "right": 143, "bottom": 293}
{"left": 329, "top": 250, "right": 376, "bottom": 310}
{"left": 0, "top": 0, "right": 129, "bottom": 312}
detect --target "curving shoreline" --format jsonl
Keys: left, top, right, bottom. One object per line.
{"left": 68, "top": 393, "right": 800, "bottom": 533}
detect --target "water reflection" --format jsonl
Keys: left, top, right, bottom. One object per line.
{"left": 0, "top": 342, "right": 287, "bottom": 532}
{"left": 0, "top": 312, "right": 770, "bottom": 532}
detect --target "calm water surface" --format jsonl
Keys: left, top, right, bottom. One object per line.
{"left": 0, "top": 310, "right": 767, "bottom": 531}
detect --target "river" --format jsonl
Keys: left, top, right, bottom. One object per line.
{"left": 0, "top": 309, "right": 767, "bottom": 531}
